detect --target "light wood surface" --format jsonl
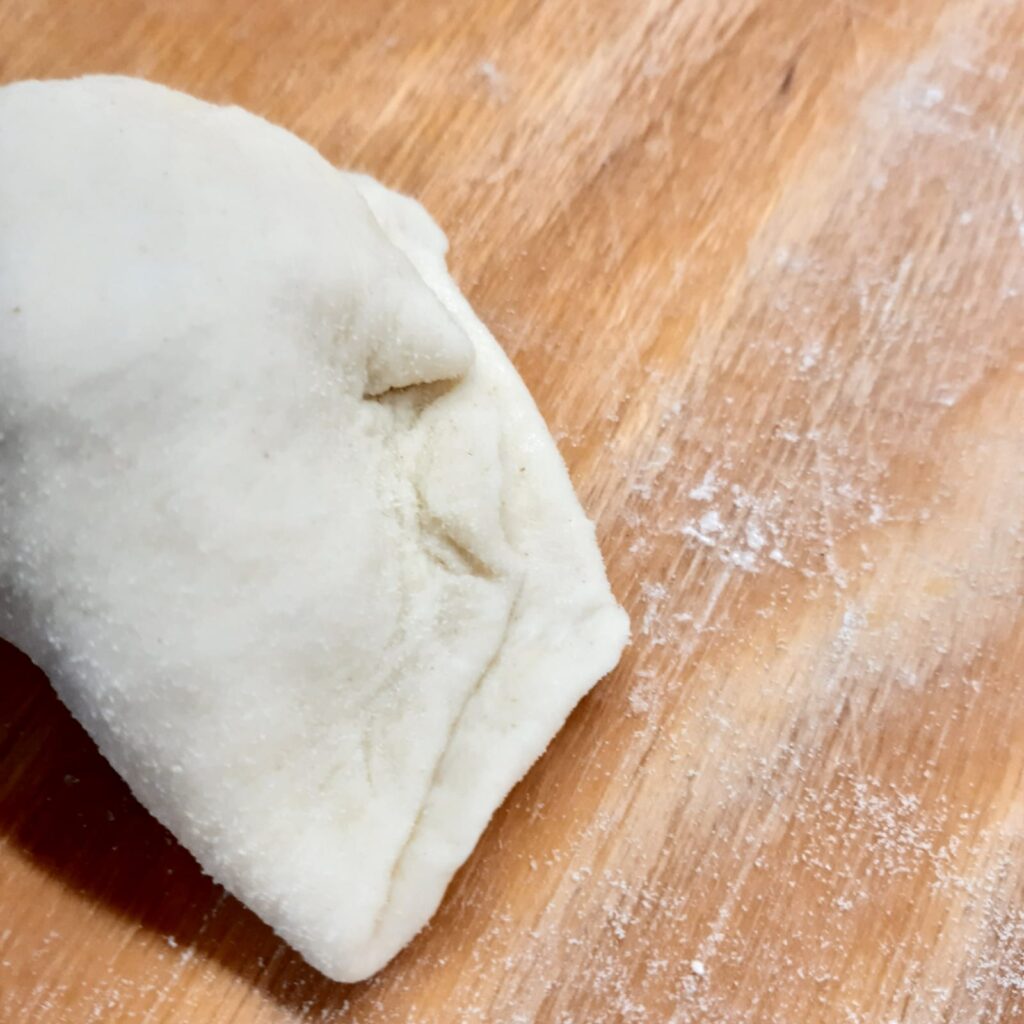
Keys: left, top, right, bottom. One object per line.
{"left": 3, "top": 1, "right": 1024, "bottom": 1021}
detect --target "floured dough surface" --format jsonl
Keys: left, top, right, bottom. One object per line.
{"left": 0, "top": 76, "right": 628, "bottom": 982}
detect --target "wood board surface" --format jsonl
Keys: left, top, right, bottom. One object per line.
{"left": 2, "top": 1, "right": 1024, "bottom": 1021}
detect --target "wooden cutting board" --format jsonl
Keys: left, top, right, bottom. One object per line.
{"left": 2, "top": 1, "right": 1024, "bottom": 1021}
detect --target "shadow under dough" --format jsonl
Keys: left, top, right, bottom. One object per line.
{"left": 0, "top": 638, "right": 372, "bottom": 1018}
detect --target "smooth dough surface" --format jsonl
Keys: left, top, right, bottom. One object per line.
{"left": 0, "top": 76, "right": 628, "bottom": 982}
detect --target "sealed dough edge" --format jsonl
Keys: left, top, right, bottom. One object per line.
{"left": 350, "top": 176, "right": 631, "bottom": 979}
{"left": 0, "top": 75, "right": 630, "bottom": 983}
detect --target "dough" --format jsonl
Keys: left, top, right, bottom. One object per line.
{"left": 0, "top": 76, "right": 628, "bottom": 982}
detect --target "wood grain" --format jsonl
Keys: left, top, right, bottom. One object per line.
{"left": 2, "top": 1, "right": 1024, "bottom": 1021}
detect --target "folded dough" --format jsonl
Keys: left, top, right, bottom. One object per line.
{"left": 0, "top": 76, "right": 628, "bottom": 981}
